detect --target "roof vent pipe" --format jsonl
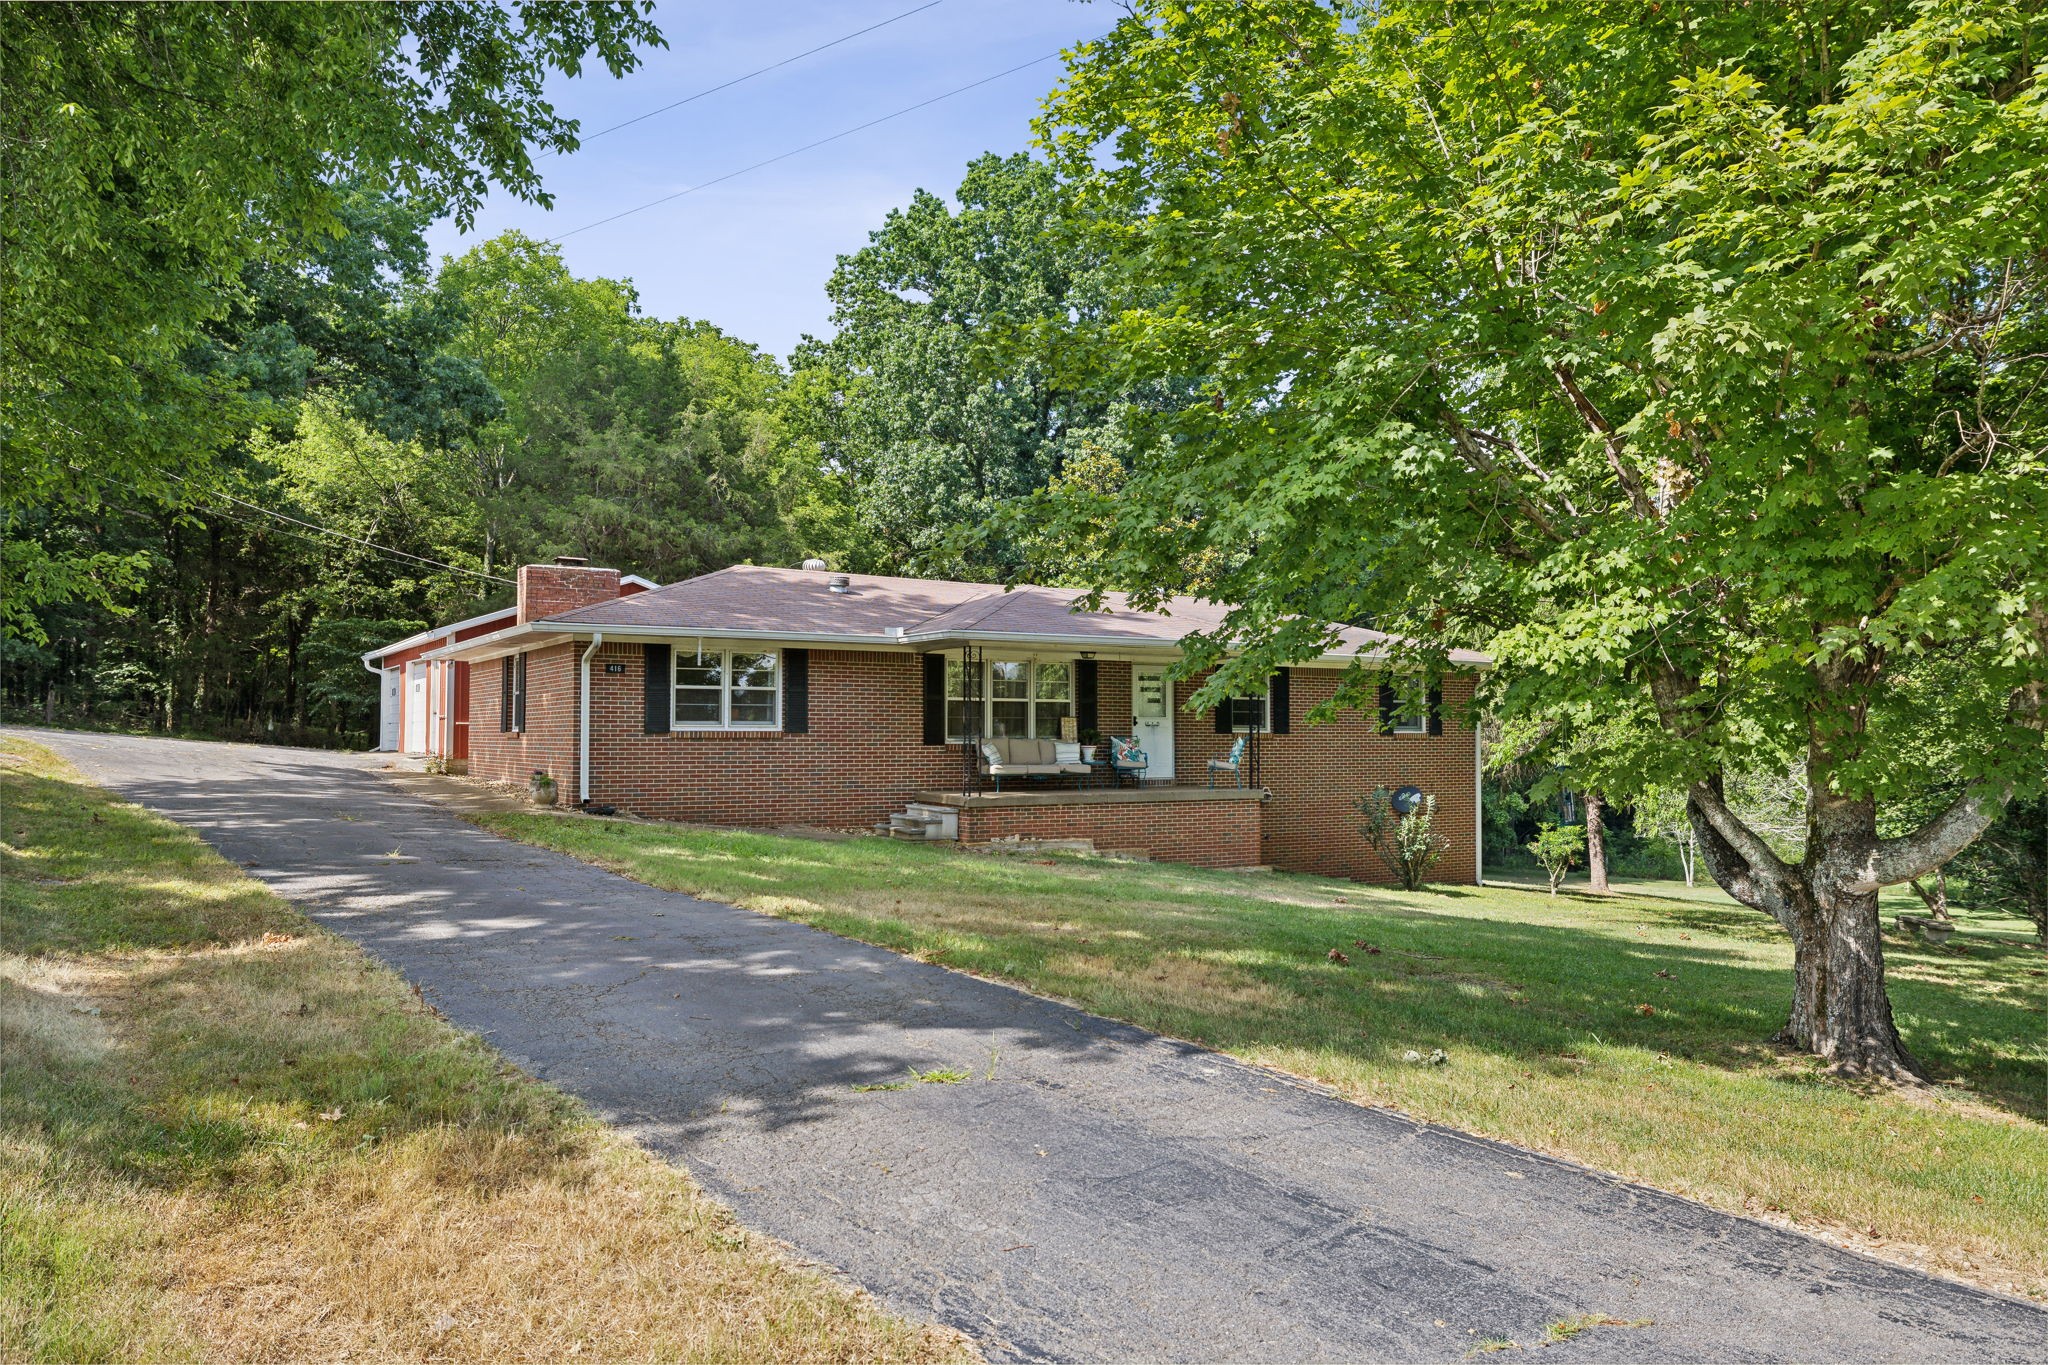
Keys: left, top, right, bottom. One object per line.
{"left": 828, "top": 573, "right": 851, "bottom": 594}
{"left": 801, "top": 557, "right": 828, "bottom": 572}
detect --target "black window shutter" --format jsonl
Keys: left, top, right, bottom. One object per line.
{"left": 1377, "top": 679, "right": 1396, "bottom": 734}
{"left": 643, "top": 643, "right": 671, "bottom": 733}
{"left": 784, "top": 648, "right": 809, "bottom": 734}
{"left": 513, "top": 653, "right": 527, "bottom": 731}
{"left": 1074, "top": 659, "right": 1098, "bottom": 735}
{"left": 500, "top": 657, "right": 513, "bottom": 732}
{"left": 922, "top": 653, "right": 947, "bottom": 744}
{"left": 1270, "top": 668, "right": 1291, "bottom": 734}
{"left": 1215, "top": 698, "right": 1232, "bottom": 733}
{"left": 1426, "top": 685, "right": 1444, "bottom": 736}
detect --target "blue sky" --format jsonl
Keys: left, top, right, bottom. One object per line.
{"left": 423, "top": 1, "right": 1114, "bottom": 362}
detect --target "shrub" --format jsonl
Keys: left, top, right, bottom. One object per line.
{"left": 1360, "top": 788, "right": 1447, "bottom": 891}
{"left": 1527, "top": 822, "right": 1586, "bottom": 896}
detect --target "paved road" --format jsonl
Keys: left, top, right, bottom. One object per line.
{"left": 21, "top": 730, "right": 2046, "bottom": 1363}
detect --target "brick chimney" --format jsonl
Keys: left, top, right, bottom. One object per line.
{"left": 517, "top": 557, "right": 621, "bottom": 623}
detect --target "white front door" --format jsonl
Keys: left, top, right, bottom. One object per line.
{"left": 1131, "top": 667, "right": 1174, "bottom": 782}
{"left": 404, "top": 663, "right": 428, "bottom": 752}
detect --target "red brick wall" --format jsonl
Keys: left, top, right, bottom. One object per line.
{"left": 469, "top": 642, "right": 578, "bottom": 786}
{"left": 956, "top": 798, "right": 1261, "bottom": 868}
{"left": 1173, "top": 669, "right": 1479, "bottom": 884}
{"left": 517, "top": 565, "right": 622, "bottom": 623}
{"left": 475, "top": 644, "right": 972, "bottom": 830}
{"left": 469, "top": 644, "right": 1478, "bottom": 882}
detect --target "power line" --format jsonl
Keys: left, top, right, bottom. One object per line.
{"left": 156, "top": 471, "right": 513, "bottom": 584}
{"left": 553, "top": 1, "right": 949, "bottom": 153}
{"left": 550, "top": 51, "right": 1062, "bottom": 242}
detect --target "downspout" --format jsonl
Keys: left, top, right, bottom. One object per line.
{"left": 578, "top": 633, "right": 604, "bottom": 805}
{"left": 362, "top": 657, "right": 391, "bottom": 751}
{"left": 1474, "top": 722, "right": 1485, "bottom": 886}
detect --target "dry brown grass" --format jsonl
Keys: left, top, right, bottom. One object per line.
{"left": 0, "top": 737, "right": 971, "bottom": 1364}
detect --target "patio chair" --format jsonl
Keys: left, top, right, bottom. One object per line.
{"left": 1108, "top": 736, "right": 1148, "bottom": 786}
{"left": 1207, "top": 734, "right": 1247, "bottom": 788}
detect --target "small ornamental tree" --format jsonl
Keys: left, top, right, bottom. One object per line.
{"left": 1360, "top": 788, "right": 1447, "bottom": 891}
{"left": 1635, "top": 787, "right": 1700, "bottom": 889}
{"left": 1037, "top": 0, "right": 2048, "bottom": 1081}
{"left": 1528, "top": 824, "right": 1587, "bottom": 897}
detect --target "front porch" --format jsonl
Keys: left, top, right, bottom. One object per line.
{"left": 903, "top": 783, "right": 1267, "bottom": 868}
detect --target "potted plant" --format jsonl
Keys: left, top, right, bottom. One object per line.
{"left": 1078, "top": 727, "right": 1101, "bottom": 762}
{"left": 529, "top": 769, "right": 558, "bottom": 807}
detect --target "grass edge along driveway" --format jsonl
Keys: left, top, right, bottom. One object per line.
{"left": 468, "top": 805, "right": 2048, "bottom": 1304}
{"left": 0, "top": 736, "right": 971, "bottom": 1365}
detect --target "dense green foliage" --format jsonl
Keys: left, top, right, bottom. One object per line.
{"left": 4, "top": 219, "right": 803, "bottom": 744}
{"left": 1032, "top": 0, "right": 2048, "bottom": 1073}
{"left": 1, "top": 0, "right": 662, "bottom": 629}
{"left": 786, "top": 153, "right": 1181, "bottom": 580}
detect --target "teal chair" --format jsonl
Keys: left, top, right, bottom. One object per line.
{"left": 1109, "top": 736, "right": 1148, "bottom": 786}
{"left": 1208, "top": 735, "right": 1247, "bottom": 787}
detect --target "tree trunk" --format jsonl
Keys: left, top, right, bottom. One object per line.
{"left": 1773, "top": 865, "right": 1921, "bottom": 1081}
{"left": 1908, "top": 868, "right": 1950, "bottom": 922}
{"left": 1586, "top": 791, "right": 1609, "bottom": 892}
{"left": 1690, "top": 779, "right": 1926, "bottom": 1083}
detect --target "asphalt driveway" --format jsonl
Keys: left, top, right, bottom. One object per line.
{"left": 20, "top": 730, "right": 2047, "bottom": 1363}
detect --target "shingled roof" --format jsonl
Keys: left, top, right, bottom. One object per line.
{"left": 528, "top": 564, "right": 1488, "bottom": 666}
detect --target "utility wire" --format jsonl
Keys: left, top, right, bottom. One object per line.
{"left": 551, "top": 51, "right": 1061, "bottom": 242}
{"left": 155, "top": 471, "right": 513, "bottom": 584}
{"left": 552, "top": 0, "right": 949, "bottom": 153}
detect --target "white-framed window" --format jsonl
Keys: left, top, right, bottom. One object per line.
{"left": 1226, "top": 691, "right": 1268, "bottom": 734}
{"left": 1390, "top": 678, "right": 1429, "bottom": 735}
{"left": 945, "top": 658, "right": 1074, "bottom": 740}
{"left": 672, "top": 647, "right": 780, "bottom": 730}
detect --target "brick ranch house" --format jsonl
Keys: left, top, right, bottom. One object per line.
{"left": 415, "top": 559, "right": 1489, "bottom": 884}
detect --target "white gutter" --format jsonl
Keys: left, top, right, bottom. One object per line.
{"left": 424, "top": 620, "right": 913, "bottom": 662}
{"left": 360, "top": 605, "right": 516, "bottom": 665}
{"left": 578, "top": 632, "right": 603, "bottom": 805}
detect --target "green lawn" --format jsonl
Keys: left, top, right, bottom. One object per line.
{"left": 473, "top": 808, "right": 2048, "bottom": 1301}
{"left": 0, "top": 738, "right": 966, "bottom": 1364}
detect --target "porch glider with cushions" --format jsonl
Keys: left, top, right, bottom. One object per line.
{"left": 979, "top": 737, "right": 1091, "bottom": 791}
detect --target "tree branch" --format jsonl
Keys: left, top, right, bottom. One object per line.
{"left": 1688, "top": 787, "right": 1771, "bottom": 914}
{"left": 1552, "top": 364, "right": 1660, "bottom": 521}
{"left": 1688, "top": 773, "right": 1796, "bottom": 887}
{"left": 1852, "top": 785, "right": 2009, "bottom": 893}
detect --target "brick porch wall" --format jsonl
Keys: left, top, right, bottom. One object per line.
{"left": 955, "top": 798, "right": 1262, "bottom": 868}
{"left": 1173, "top": 668, "right": 1479, "bottom": 885}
